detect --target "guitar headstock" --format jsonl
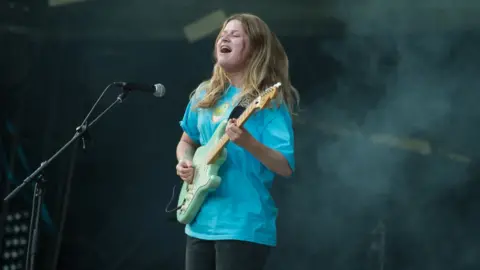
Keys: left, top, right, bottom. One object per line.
{"left": 251, "top": 82, "right": 281, "bottom": 110}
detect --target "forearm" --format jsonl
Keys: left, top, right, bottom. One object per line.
{"left": 244, "top": 138, "right": 293, "bottom": 177}
{"left": 176, "top": 141, "right": 197, "bottom": 162}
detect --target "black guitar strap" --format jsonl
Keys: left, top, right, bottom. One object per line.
{"left": 228, "top": 94, "right": 253, "bottom": 120}
{"left": 228, "top": 106, "right": 245, "bottom": 120}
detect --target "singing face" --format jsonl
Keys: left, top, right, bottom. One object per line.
{"left": 215, "top": 19, "right": 251, "bottom": 73}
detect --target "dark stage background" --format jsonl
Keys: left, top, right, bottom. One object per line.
{"left": 1, "top": 1, "right": 480, "bottom": 270}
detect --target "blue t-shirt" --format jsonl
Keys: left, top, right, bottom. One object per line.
{"left": 179, "top": 83, "right": 295, "bottom": 247}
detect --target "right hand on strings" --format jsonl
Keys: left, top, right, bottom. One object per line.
{"left": 176, "top": 159, "right": 194, "bottom": 184}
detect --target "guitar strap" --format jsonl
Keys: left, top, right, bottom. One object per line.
{"left": 228, "top": 106, "right": 245, "bottom": 120}
{"left": 228, "top": 94, "right": 253, "bottom": 120}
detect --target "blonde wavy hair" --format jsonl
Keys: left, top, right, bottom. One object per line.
{"left": 192, "top": 13, "right": 300, "bottom": 115}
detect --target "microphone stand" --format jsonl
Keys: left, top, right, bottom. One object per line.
{"left": 3, "top": 85, "right": 130, "bottom": 270}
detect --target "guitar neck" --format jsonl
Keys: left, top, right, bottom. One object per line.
{"left": 206, "top": 104, "right": 256, "bottom": 164}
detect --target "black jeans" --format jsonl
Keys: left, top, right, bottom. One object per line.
{"left": 185, "top": 236, "right": 271, "bottom": 270}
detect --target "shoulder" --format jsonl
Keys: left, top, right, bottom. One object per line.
{"left": 190, "top": 80, "right": 210, "bottom": 101}
{"left": 265, "top": 99, "right": 292, "bottom": 124}
{"left": 252, "top": 100, "right": 293, "bottom": 136}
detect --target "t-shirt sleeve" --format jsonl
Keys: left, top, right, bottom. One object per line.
{"left": 261, "top": 104, "right": 296, "bottom": 172}
{"left": 179, "top": 94, "right": 201, "bottom": 145}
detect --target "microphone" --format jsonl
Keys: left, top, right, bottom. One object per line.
{"left": 114, "top": 82, "right": 166, "bottom": 98}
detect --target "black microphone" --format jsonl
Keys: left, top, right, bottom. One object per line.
{"left": 113, "top": 82, "right": 166, "bottom": 98}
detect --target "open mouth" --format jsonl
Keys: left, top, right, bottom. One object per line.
{"left": 220, "top": 45, "right": 232, "bottom": 53}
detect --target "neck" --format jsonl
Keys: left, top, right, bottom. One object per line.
{"left": 227, "top": 71, "right": 244, "bottom": 88}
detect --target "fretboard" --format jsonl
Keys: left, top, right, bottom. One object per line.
{"left": 206, "top": 103, "right": 257, "bottom": 164}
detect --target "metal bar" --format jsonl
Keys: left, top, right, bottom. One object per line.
{"left": 0, "top": 136, "right": 10, "bottom": 266}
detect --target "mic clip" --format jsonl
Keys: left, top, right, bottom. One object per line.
{"left": 117, "top": 91, "right": 128, "bottom": 103}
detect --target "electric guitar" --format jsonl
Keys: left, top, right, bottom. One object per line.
{"left": 176, "top": 82, "right": 281, "bottom": 224}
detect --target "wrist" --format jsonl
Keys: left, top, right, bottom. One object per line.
{"left": 178, "top": 157, "right": 191, "bottom": 163}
